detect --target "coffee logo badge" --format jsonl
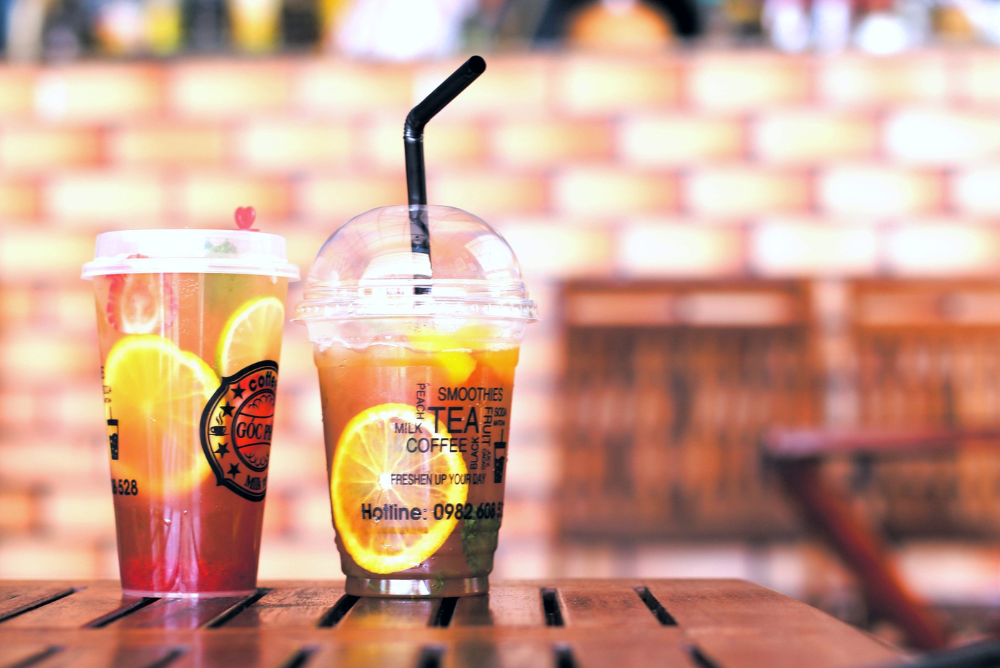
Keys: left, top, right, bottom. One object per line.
{"left": 200, "top": 361, "right": 278, "bottom": 501}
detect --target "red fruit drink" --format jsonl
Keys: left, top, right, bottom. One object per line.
{"left": 83, "top": 230, "right": 298, "bottom": 597}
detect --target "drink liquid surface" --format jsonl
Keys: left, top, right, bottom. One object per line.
{"left": 93, "top": 272, "right": 287, "bottom": 597}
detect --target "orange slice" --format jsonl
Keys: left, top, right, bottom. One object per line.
{"left": 331, "top": 403, "right": 468, "bottom": 574}
{"left": 104, "top": 335, "right": 219, "bottom": 495}
{"left": 216, "top": 296, "right": 285, "bottom": 377}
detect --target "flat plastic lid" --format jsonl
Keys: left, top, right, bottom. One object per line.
{"left": 81, "top": 229, "right": 301, "bottom": 280}
{"left": 294, "top": 205, "right": 536, "bottom": 321}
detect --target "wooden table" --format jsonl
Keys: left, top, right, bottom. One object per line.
{"left": 0, "top": 579, "right": 904, "bottom": 668}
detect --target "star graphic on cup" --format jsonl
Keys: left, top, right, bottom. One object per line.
{"left": 227, "top": 463, "right": 241, "bottom": 478}
{"left": 220, "top": 403, "right": 234, "bottom": 417}
{"left": 214, "top": 442, "right": 229, "bottom": 457}
{"left": 230, "top": 384, "right": 245, "bottom": 400}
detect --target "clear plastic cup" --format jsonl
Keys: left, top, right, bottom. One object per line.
{"left": 82, "top": 229, "right": 299, "bottom": 597}
{"left": 295, "top": 205, "right": 537, "bottom": 597}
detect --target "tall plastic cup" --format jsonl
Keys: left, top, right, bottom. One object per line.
{"left": 82, "top": 229, "right": 300, "bottom": 598}
{"left": 295, "top": 205, "right": 537, "bottom": 597}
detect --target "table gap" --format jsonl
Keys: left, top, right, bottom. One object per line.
{"left": 83, "top": 597, "right": 159, "bottom": 628}
{"left": 7, "top": 646, "right": 63, "bottom": 668}
{"left": 687, "top": 644, "right": 722, "bottom": 668}
{"left": 541, "top": 588, "right": 564, "bottom": 627}
{"left": 416, "top": 645, "right": 445, "bottom": 668}
{"left": 0, "top": 589, "right": 77, "bottom": 624}
{"left": 143, "top": 647, "right": 187, "bottom": 668}
{"left": 554, "top": 644, "right": 579, "bottom": 668}
{"left": 276, "top": 645, "right": 319, "bottom": 668}
{"left": 634, "top": 587, "right": 678, "bottom": 626}
{"left": 204, "top": 588, "right": 271, "bottom": 628}
{"left": 429, "top": 597, "right": 458, "bottom": 628}
{"left": 316, "top": 594, "right": 360, "bottom": 627}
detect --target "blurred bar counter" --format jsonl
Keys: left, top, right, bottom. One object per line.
{"left": 6, "top": 50, "right": 1000, "bottom": 631}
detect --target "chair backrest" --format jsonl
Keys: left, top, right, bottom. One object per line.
{"left": 558, "top": 280, "right": 818, "bottom": 540}
{"left": 847, "top": 280, "right": 1000, "bottom": 537}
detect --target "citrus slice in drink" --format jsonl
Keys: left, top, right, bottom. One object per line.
{"left": 104, "top": 334, "right": 219, "bottom": 495}
{"left": 331, "top": 403, "right": 468, "bottom": 575}
{"left": 216, "top": 296, "right": 285, "bottom": 376}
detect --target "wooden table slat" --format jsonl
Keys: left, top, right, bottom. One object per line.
{"left": 108, "top": 595, "right": 251, "bottom": 630}
{"left": 309, "top": 643, "right": 423, "bottom": 668}
{"left": 338, "top": 597, "right": 440, "bottom": 628}
{"left": 0, "top": 587, "right": 76, "bottom": 623}
{"left": 556, "top": 582, "right": 660, "bottom": 628}
{"left": 451, "top": 585, "right": 545, "bottom": 627}
{"left": 0, "top": 643, "right": 57, "bottom": 668}
{"left": 2, "top": 583, "right": 137, "bottom": 630}
{"left": 222, "top": 584, "right": 347, "bottom": 628}
{"left": 448, "top": 641, "right": 554, "bottom": 668}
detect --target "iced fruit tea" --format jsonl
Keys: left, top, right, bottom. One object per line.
{"left": 93, "top": 271, "right": 287, "bottom": 597}
{"left": 315, "top": 323, "right": 518, "bottom": 597}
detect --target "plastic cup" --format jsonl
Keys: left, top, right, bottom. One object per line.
{"left": 295, "top": 205, "right": 537, "bottom": 597}
{"left": 82, "top": 229, "right": 299, "bottom": 598}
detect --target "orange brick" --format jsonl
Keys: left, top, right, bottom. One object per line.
{"left": 0, "top": 126, "right": 103, "bottom": 172}
{"left": 415, "top": 57, "right": 550, "bottom": 119}
{"left": 110, "top": 124, "right": 228, "bottom": 166}
{"left": 297, "top": 61, "right": 414, "bottom": 116}
{"left": 686, "top": 54, "right": 811, "bottom": 111}
{"left": 298, "top": 174, "right": 405, "bottom": 221}
{"left": 170, "top": 61, "right": 292, "bottom": 118}
{"left": 619, "top": 115, "right": 745, "bottom": 166}
{"left": 39, "top": 489, "right": 114, "bottom": 539}
{"left": 35, "top": 64, "right": 163, "bottom": 121}
{"left": 554, "top": 55, "right": 680, "bottom": 114}
{"left": 617, "top": 221, "right": 745, "bottom": 276}
{"left": 434, "top": 171, "right": 548, "bottom": 216}
{"left": 0, "top": 181, "right": 40, "bottom": 219}
{"left": 0, "top": 230, "right": 93, "bottom": 282}
{"left": 0, "top": 538, "right": 100, "bottom": 579}
{"left": 817, "top": 54, "right": 948, "bottom": 107}
{"left": 957, "top": 53, "right": 1000, "bottom": 106}
{"left": 237, "top": 121, "right": 352, "bottom": 170}
{"left": 885, "top": 224, "right": 1000, "bottom": 275}
{"left": 685, "top": 167, "right": 811, "bottom": 217}
{"left": 46, "top": 172, "right": 166, "bottom": 223}
{"left": 750, "top": 220, "right": 878, "bottom": 275}
{"left": 492, "top": 120, "right": 613, "bottom": 167}
{"left": 0, "top": 67, "right": 37, "bottom": 118}
{"left": 0, "top": 489, "right": 36, "bottom": 532}
{"left": 365, "top": 118, "right": 487, "bottom": 169}
{"left": 553, "top": 168, "right": 676, "bottom": 216}
{"left": 818, "top": 166, "right": 944, "bottom": 216}
{"left": 884, "top": 110, "right": 1000, "bottom": 165}
{"left": 0, "top": 333, "right": 96, "bottom": 382}
{"left": 494, "top": 223, "right": 613, "bottom": 278}
{"left": 952, "top": 167, "right": 1000, "bottom": 215}
{"left": 177, "top": 173, "right": 292, "bottom": 223}
{"left": 0, "top": 391, "right": 36, "bottom": 430}
{"left": 0, "top": 442, "right": 103, "bottom": 484}
{"left": 753, "top": 111, "right": 878, "bottom": 164}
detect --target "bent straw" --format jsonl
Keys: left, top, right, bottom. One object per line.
{"left": 404, "top": 55, "right": 486, "bottom": 263}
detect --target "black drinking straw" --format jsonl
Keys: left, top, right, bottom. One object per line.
{"left": 404, "top": 55, "right": 486, "bottom": 264}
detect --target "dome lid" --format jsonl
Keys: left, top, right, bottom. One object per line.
{"left": 294, "top": 205, "right": 536, "bottom": 321}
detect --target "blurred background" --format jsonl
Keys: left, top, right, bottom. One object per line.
{"left": 6, "top": 0, "right": 1000, "bottom": 647}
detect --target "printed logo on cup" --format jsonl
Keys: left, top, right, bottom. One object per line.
{"left": 200, "top": 361, "right": 278, "bottom": 501}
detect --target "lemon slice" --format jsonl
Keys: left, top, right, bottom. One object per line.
{"left": 216, "top": 296, "right": 285, "bottom": 377}
{"left": 407, "top": 328, "right": 480, "bottom": 384}
{"left": 104, "top": 335, "right": 219, "bottom": 495}
{"left": 331, "top": 403, "right": 468, "bottom": 574}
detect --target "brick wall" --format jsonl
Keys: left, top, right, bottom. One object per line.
{"left": 3, "top": 50, "right": 1000, "bottom": 589}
